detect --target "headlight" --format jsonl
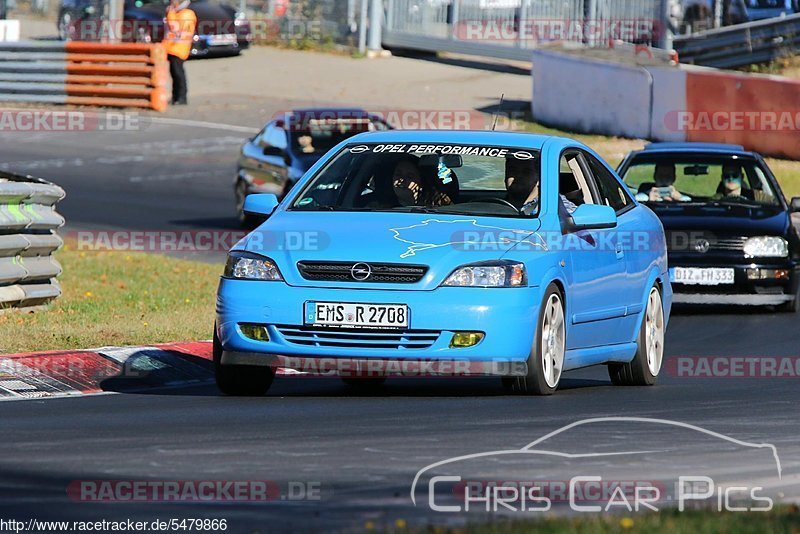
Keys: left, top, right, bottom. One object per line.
{"left": 743, "top": 236, "right": 788, "bottom": 258}
{"left": 442, "top": 262, "right": 526, "bottom": 287}
{"left": 224, "top": 251, "right": 283, "bottom": 281}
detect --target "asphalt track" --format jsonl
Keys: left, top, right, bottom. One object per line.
{"left": 0, "top": 118, "right": 799, "bottom": 532}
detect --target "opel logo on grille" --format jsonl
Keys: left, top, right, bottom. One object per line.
{"left": 350, "top": 262, "right": 372, "bottom": 281}
{"left": 694, "top": 239, "right": 711, "bottom": 253}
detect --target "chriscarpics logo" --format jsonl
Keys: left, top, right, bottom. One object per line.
{"left": 411, "top": 418, "right": 781, "bottom": 515}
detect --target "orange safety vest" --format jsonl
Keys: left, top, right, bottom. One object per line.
{"left": 165, "top": 4, "right": 197, "bottom": 60}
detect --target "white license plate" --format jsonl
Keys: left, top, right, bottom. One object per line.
{"left": 670, "top": 267, "right": 735, "bottom": 285}
{"left": 305, "top": 302, "right": 408, "bottom": 329}
{"left": 208, "top": 34, "right": 236, "bottom": 46}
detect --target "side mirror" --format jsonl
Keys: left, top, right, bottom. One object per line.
{"left": 243, "top": 193, "right": 279, "bottom": 217}
{"left": 791, "top": 197, "right": 800, "bottom": 212}
{"left": 570, "top": 204, "right": 617, "bottom": 230}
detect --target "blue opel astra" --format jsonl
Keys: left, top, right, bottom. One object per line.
{"left": 215, "top": 131, "right": 671, "bottom": 395}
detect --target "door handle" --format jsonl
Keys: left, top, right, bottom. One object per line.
{"left": 615, "top": 245, "right": 624, "bottom": 260}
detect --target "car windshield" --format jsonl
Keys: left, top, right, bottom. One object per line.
{"left": 290, "top": 143, "right": 541, "bottom": 217}
{"left": 288, "top": 118, "right": 388, "bottom": 156}
{"left": 620, "top": 154, "right": 781, "bottom": 206}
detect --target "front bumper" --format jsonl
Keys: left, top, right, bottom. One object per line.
{"left": 216, "top": 279, "right": 541, "bottom": 372}
{"left": 670, "top": 260, "right": 798, "bottom": 306}
{"left": 191, "top": 34, "right": 248, "bottom": 57}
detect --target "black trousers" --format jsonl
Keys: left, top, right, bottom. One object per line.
{"left": 168, "top": 54, "right": 187, "bottom": 104}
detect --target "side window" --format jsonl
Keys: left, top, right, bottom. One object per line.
{"left": 586, "top": 154, "right": 631, "bottom": 212}
{"left": 558, "top": 152, "right": 595, "bottom": 208}
{"left": 264, "top": 124, "right": 288, "bottom": 150}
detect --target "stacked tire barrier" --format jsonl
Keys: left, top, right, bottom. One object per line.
{"left": 0, "top": 41, "right": 168, "bottom": 111}
{"left": 0, "top": 172, "right": 66, "bottom": 311}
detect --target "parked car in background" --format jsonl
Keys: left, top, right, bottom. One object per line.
{"left": 618, "top": 142, "right": 800, "bottom": 312}
{"left": 235, "top": 108, "right": 391, "bottom": 225}
{"left": 57, "top": 0, "right": 251, "bottom": 57}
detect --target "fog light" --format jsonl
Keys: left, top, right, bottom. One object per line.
{"left": 747, "top": 268, "right": 790, "bottom": 280}
{"left": 240, "top": 323, "right": 270, "bottom": 342}
{"left": 450, "top": 332, "right": 484, "bottom": 348}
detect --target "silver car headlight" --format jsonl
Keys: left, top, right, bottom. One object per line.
{"left": 442, "top": 262, "right": 527, "bottom": 287}
{"left": 743, "top": 236, "right": 788, "bottom": 258}
{"left": 224, "top": 251, "right": 283, "bottom": 281}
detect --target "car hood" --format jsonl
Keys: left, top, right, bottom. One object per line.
{"left": 648, "top": 203, "right": 788, "bottom": 236}
{"left": 237, "top": 211, "right": 542, "bottom": 290}
{"left": 125, "top": 5, "right": 165, "bottom": 21}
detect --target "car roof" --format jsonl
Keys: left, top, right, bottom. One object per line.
{"left": 344, "top": 130, "right": 577, "bottom": 150}
{"left": 640, "top": 142, "right": 755, "bottom": 157}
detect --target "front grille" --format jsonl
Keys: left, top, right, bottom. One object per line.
{"left": 297, "top": 261, "right": 428, "bottom": 283}
{"left": 276, "top": 325, "right": 440, "bottom": 349}
{"left": 666, "top": 232, "right": 747, "bottom": 253}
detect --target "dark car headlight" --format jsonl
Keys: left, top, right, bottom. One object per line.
{"left": 224, "top": 251, "right": 283, "bottom": 281}
{"left": 743, "top": 236, "right": 788, "bottom": 258}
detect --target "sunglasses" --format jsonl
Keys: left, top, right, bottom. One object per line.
{"left": 723, "top": 174, "right": 742, "bottom": 182}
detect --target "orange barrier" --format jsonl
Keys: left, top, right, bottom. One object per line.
{"left": 685, "top": 69, "right": 800, "bottom": 160}
{"left": 0, "top": 41, "right": 168, "bottom": 112}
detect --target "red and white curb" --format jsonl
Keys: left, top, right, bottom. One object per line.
{"left": 0, "top": 342, "right": 214, "bottom": 400}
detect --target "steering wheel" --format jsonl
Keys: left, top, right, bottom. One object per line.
{"left": 473, "top": 197, "right": 520, "bottom": 213}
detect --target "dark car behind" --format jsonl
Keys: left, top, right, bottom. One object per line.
{"left": 618, "top": 142, "right": 800, "bottom": 312}
{"left": 57, "top": 0, "right": 251, "bottom": 57}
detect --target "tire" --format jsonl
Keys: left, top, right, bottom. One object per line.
{"left": 234, "top": 180, "right": 258, "bottom": 228}
{"left": 503, "top": 284, "right": 565, "bottom": 396}
{"left": 341, "top": 377, "right": 386, "bottom": 390}
{"left": 609, "top": 285, "right": 664, "bottom": 386}
{"left": 213, "top": 327, "right": 274, "bottom": 396}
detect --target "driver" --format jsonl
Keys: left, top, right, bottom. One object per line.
{"left": 505, "top": 158, "right": 540, "bottom": 214}
{"left": 716, "top": 163, "right": 745, "bottom": 198}
{"left": 391, "top": 158, "right": 424, "bottom": 207}
{"left": 505, "top": 158, "right": 577, "bottom": 215}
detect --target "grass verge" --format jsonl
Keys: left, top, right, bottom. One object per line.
{"left": 0, "top": 245, "right": 220, "bottom": 354}
{"left": 421, "top": 506, "right": 800, "bottom": 534}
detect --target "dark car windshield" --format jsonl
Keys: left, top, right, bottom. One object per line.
{"left": 289, "top": 143, "right": 542, "bottom": 218}
{"left": 620, "top": 154, "right": 781, "bottom": 207}
{"left": 288, "top": 118, "right": 389, "bottom": 157}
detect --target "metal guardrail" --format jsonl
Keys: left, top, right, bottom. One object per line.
{"left": 383, "top": 0, "right": 668, "bottom": 61}
{"left": 0, "top": 172, "right": 65, "bottom": 311}
{"left": 674, "top": 12, "right": 800, "bottom": 68}
{"left": 0, "top": 41, "right": 169, "bottom": 111}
